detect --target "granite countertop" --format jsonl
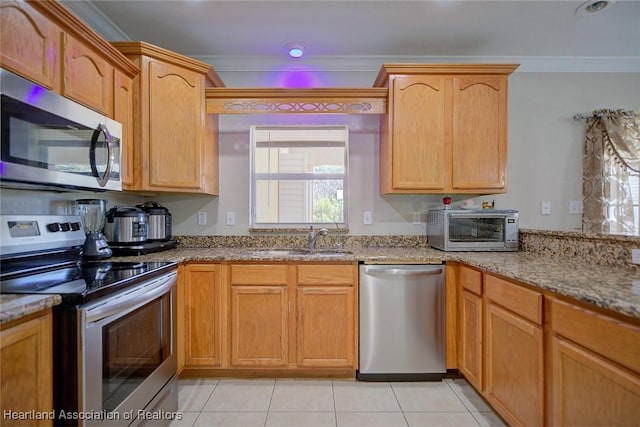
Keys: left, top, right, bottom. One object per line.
{"left": 3, "top": 246, "right": 639, "bottom": 324}
{"left": 0, "top": 294, "right": 62, "bottom": 325}
{"left": 112, "top": 246, "right": 640, "bottom": 321}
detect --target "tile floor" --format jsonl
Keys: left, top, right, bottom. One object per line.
{"left": 170, "top": 378, "right": 506, "bottom": 427}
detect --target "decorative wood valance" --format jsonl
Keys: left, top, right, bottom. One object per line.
{"left": 206, "top": 88, "right": 387, "bottom": 114}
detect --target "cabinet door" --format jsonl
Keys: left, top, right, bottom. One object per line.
{"left": 550, "top": 336, "right": 640, "bottom": 426}
{"left": 297, "top": 286, "right": 355, "bottom": 368}
{"left": 0, "top": 0, "right": 61, "bottom": 91}
{"left": 452, "top": 76, "right": 507, "bottom": 191}
{"left": 485, "top": 302, "right": 544, "bottom": 427}
{"left": 63, "top": 34, "right": 113, "bottom": 114}
{"left": 184, "top": 264, "right": 222, "bottom": 367}
{"left": 387, "top": 75, "right": 448, "bottom": 191}
{"left": 0, "top": 311, "right": 53, "bottom": 427}
{"left": 459, "top": 289, "right": 483, "bottom": 391}
{"left": 147, "top": 61, "right": 204, "bottom": 190}
{"left": 114, "top": 71, "right": 134, "bottom": 186}
{"left": 230, "top": 286, "right": 289, "bottom": 367}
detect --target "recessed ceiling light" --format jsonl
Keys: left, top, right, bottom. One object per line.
{"left": 285, "top": 43, "right": 305, "bottom": 58}
{"left": 576, "top": 0, "right": 615, "bottom": 16}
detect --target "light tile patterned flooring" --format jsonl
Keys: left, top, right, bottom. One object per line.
{"left": 171, "top": 378, "right": 506, "bottom": 427}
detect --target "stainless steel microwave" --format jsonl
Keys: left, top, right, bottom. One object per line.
{"left": 427, "top": 209, "right": 519, "bottom": 251}
{"left": 1, "top": 68, "right": 122, "bottom": 191}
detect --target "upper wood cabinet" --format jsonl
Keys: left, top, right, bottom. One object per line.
{"left": 0, "top": 1, "right": 138, "bottom": 108}
{"left": 62, "top": 33, "right": 113, "bottom": 115}
{"left": 114, "top": 71, "right": 135, "bottom": 186}
{"left": 374, "top": 64, "right": 518, "bottom": 195}
{"left": 0, "top": 0, "right": 61, "bottom": 91}
{"left": 112, "top": 41, "right": 222, "bottom": 194}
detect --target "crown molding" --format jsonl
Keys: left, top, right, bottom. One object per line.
{"left": 193, "top": 55, "right": 640, "bottom": 73}
{"left": 66, "top": 2, "right": 640, "bottom": 74}
{"left": 60, "top": 0, "right": 129, "bottom": 41}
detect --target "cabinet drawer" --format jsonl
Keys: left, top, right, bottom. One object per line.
{"left": 460, "top": 265, "right": 482, "bottom": 295}
{"left": 230, "top": 264, "right": 288, "bottom": 285}
{"left": 484, "top": 274, "right": 542, "bottom": 325}
{"left": 297, "top": 264, "right": 354, "bottom": 286}
{"left": 549, "top": 297, "right": 640, "bottom": 374}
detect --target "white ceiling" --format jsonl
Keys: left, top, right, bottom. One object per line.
{"left": 69, "top": 0, "right": 640, "bottom": 71}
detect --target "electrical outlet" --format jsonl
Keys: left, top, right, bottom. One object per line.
{"left": 541, "top": 200, "right": 551, "bottom": 216}
{"left": 226, "top": 211, "right": 236, "bottom": 226}
{"left": 632, "top": 249, "right": 640, "bottom": 265}
{"left": 412, "top": 212, "right": 421, "bottom": 224}
{"left": 569, "top": 200, "right": 583, "bottom": 214}
{"left": 197, "top": 212, "right": 207, "bottom": 226}
{"left": 363, "top": 211, "right": 372, "bottom": 225}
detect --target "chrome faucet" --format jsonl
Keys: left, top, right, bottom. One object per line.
{"left": 308, "top": 226, "right": 329, "bottom": 250}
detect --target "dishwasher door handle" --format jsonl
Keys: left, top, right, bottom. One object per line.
{"left": 363, "top": 266, "right": 443, "bottom": 278}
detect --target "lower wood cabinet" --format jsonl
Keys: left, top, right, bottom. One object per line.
{"left": 455, "top": 263, "right": 640, "bottom": 427}
{"left": 230, "top": 285, "right": 289, "bottom": 367}
{"left": 180, "top": 261, "right": 358, "bottom": 373}
{"left": 0, "top": 309, "right": 53, "bottom": 427}
{"left": 296, "top": 264, "right": 356, "bottom": 368}
{"left": 548, "top": 297, "right": 640, "bottom": 426}
{"left": 484, "top": 274, "right": 544, "bottom": 427}
{"left": 456, "top": 265, "right": 544, "bottom": 427}
{"left": 183, "top": 263, "right": 222, "bottom": 368}
{"left": 229, "top": 264, "right": 289, "bottom": 367}
{"left": 459, "top": 287, "right": 483, "bottom": 390}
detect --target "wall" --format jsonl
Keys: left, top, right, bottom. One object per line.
{"left": 2, "top": 69, "right": 639, "bottom": 237}
{"left": 155, "top": 69, "right": 640, "bottom": 236}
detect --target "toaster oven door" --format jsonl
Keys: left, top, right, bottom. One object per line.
{"left": 446, "top": 214, "right": 509, "bottom": 250}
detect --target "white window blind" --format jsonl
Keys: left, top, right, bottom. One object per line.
{"left": 250, "top": 125, "right": 348, "bottom": 227}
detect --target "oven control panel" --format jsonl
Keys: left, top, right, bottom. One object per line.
{"left": 0, "top": 215, "right": 86, "bottom": 256}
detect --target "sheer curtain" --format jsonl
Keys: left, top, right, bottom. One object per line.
{"left": 582, "top": 109, "right": 640, "bottom": 235}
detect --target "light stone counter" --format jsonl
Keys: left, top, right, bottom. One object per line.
{"left": 0, "top": 294, "right": 62, "bottom": 325}
{"left": 3, "top": 243, "right": 639, "bottom": 324}
{"left": 110, "top": 246, "right": 640, "bottom": 322}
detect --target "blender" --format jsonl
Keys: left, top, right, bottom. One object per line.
{"left": 74, "top": 199, "right": 112, "bottom": 259}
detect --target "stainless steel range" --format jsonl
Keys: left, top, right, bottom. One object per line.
{"left": 0, "top": 215, "right": 179, "bottom": 426}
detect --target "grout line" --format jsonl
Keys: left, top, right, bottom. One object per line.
{"left": 331, "top": 379, "right": 338, "bottom": 427}
{"left": 389, "top": 382, "right": 411, "bottom": 427}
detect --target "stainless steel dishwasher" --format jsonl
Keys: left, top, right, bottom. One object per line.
{"left": 358, "top": 264, "right": 446, "bottom": 381}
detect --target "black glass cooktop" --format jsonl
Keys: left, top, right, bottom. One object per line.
{"left": 0, "top": 259, "right": 177, "bottom": 305}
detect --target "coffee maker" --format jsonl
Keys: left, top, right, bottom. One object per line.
{"left": 74, "top": 199, "right": 112, "bottom": 259}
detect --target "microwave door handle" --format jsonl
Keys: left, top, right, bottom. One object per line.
{"left": 89, "top": 123, "right": 113, "bottom": 187}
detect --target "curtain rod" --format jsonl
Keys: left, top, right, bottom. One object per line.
{"left": 573, "top": 109, "right": 635, "bottom": 121}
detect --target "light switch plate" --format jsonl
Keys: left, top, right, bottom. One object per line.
{"left": 363, "top": 211, "right": 372, "bottom": 225}
{"left": 226, "top": 211, "right": 236, "bottom": 226}
{"left": 632, "top": 249, "right": 640, "bottom": 265}
{"left": 412, "top": 212, "right": 421, "bottom": 224}
{"left": 197, "top": 212, "right": 207, "bottom": 226}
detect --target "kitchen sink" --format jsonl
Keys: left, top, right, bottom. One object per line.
{"left": 312, "top": 249, "right": 353, "bottom": 256}
{"left": 246, "top": 248, "right": 352, "bottom": 257}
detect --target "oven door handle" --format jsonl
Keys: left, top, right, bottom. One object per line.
{"left": 84, "top": 272, "right": 176, "bottom": 323}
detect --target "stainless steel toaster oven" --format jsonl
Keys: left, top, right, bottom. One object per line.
{"left": 427, "top": 209, "right": 519, "bottom": 251}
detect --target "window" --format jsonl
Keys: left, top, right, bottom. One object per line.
{"left": 250, "top": 125, "right": 348, "bottom": 227}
